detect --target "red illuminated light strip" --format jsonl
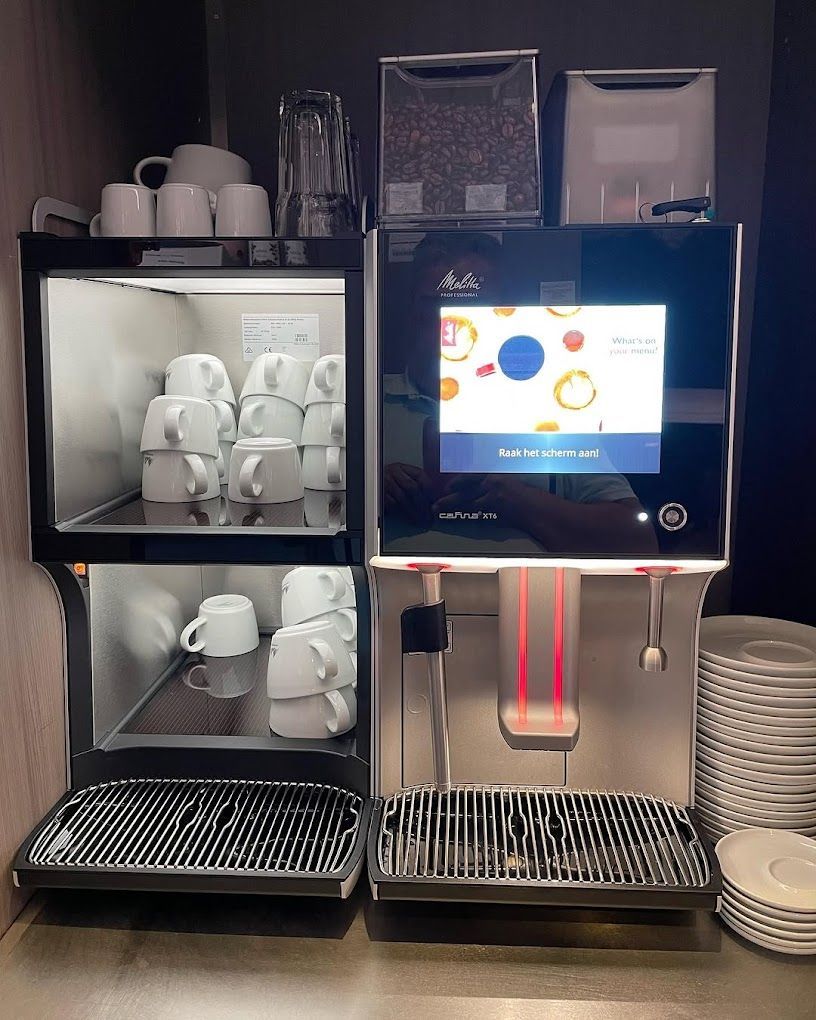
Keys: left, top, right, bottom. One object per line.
{"left": 553, "top": 566, "right": 565, "bottom": 727}
{"left": 517, "top": 566, "right": 528, "bottom": 725}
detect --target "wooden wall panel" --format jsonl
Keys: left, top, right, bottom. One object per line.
{"left": 0, "top": 0, "right": 207, "bottom": 935}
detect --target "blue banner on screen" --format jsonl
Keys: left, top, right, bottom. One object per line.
{"left": 440, "top": 432, "right": 661, "bottom": 474}
{"left": 439, "top": 303, "right": 667, "bottom": 474}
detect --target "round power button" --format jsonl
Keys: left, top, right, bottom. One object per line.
{"left": 658, "top": 503, "right": 688, "bottom": 531}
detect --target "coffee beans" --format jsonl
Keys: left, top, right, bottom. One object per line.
{"left": 381, "top": 98, "right": 539, "bottom": 218}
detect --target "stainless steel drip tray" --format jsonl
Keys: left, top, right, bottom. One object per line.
{"left": 16, "top": 778, "right": 370, "bottom": 898}
{"left": 369, "top": 787, "right": 721, "bottom": 910}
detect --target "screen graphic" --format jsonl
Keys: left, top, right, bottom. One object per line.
{"left": 439, "top": 304, "right": 667, "bottom": 474}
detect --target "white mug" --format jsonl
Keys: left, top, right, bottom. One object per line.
{"left": 281, "top": 566, "right": 355, "bottom": 626}
{"left": 302, "top": 445, "right": 345, "bottom": 490}
{"left": 240, "top": 353, "right": 310, "bottom": 408}
{"left": 305, "top": 355, "right": 345, "bottom": 406}
{"left": 90, "top": 184, "right": 155, "bottom": 237}
{"left": 269, "top": 686, "right": 356, "bottom": 738}
{"left": 228, "top": 437, "right": 303, "bottom": 504}
{"left": 182, "top": 648, "right": 258, "bottom": 699}
{"left": 142, "top": 450, "right": 220, "bottom": 502}
{"left": 140, "top": 395, "right": 218, "bottom": 456}
{"left": 303, "top": 490, "right": 346, "bottom": 529}
{"left": 301, "top": 402, "right": 345, "bottom": 447}
{"left": 237, "top": 395, "right": 304, "bottom": 444}
{"left": 306, "top": 607, "right": 357, "bottom": 651}
{"left": 165, "top": 354, "right": 236, "bottom": 406}
{"left": 211, "top": 400, "right": 237, "bottom": 440}
{"left": 156, "top": 183, "right": 213, "bottom": 237}
{"left": 267, "top": 619, "right": 356, "bottom": 699}
{"left": 215, "top": 184, "right": 272, "bottom": 237}
{"left": 180, "top": 594, "right": 259, "bottom": 657}
{"left": 134, "top": 144, "right": 251, "bottom": 198}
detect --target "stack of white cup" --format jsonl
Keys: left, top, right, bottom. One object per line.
{"left": 164, "top": 353, "right": 238, "bottom": 484}
{"left": 302, "top": 355, "right": 346, "bottom": 527}
{"left": 140, "top": 395, "right": 222, "bottom": 502}
{"left": 268, "top": 567, "right": 358, "bottom": 739}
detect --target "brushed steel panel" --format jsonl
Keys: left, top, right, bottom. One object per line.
{"left": 402, "top": 615, "right": 566, "bottom": 788}
{"left": 47, "top": 278, "right": 179, "bottom": 522}
{"left": 201, "top": 565, "right": 289, "bottom": 630}
{"left": 90, "top": 564, "right": 203, "bottom": 741}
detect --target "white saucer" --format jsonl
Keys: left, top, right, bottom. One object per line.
{"left": 696, "top": 797, "right": 816, "bottom": 830}
{"left": 697, "top": 743, "right": 816, "bottom": 778}
{"left": 696, "top": 760, "right": 816, "bottom": 798}
{"left": 721, "top": 903, "right": 816, "bottom": 945}
{"left": 699, "top": 685, "right": 816, "bottom": 719}
{"left": 722, "top": 889, "right": 816, "bottom": 933}
{"left": 723, "top": 877, "right": 816, "bottom": 923}
{"left": 697, "top": 790, "right": 816, "bottom": 823}
{"left": 720, "top": 910, "right": 816, "bottom": 954}
{"left": 699, "top": 665, "right": 816, "bottom": 700}
{"left": 716, "top": 829, "right": 816, "bottom": 910}
{"left": 698, "top": 720, "right": 816, "bottom": 754}
{"left": 697, "top": 731, "right": 816, "bottom": 767}
{"left": 700, "top": 616, "right": 816, "bottom": 678}
{"left": 696, "top": 778, "right": 816, "bottom": 816}
{"left": 700, "top": 653, "right": 816, "bottom": 688}
{"left": 698, "top": 674, "right": 816, "bottom": 711}
{"left": 697, "top": 708, "right": 816, "bottom": 744}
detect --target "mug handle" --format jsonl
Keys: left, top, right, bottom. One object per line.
{"left": 201, "top": 359, "right": 226, "bottom": 392}
{"left": 329, "top": 403, "right": 344, "bottom": 440}
{"left": 308, "top": 638, "right": 338, "bottom": 681}
{"left": 180, "top": 616, "right": 207, "bottom": 653}
{"left": 215, "top": 447, "right": 225, "bottom": 479}
{"left": 323, "top": 688, "right": 353, "bottom": 735}
{"left": 134, "top": 155, "right": 172, "bottom": 188}
{"left": 242, "top": 400, "right": 263, "bottom": 437}
{"left": 263, "top": 354, "right": 282, "bottom": 387}
{"left": 183, "top": 453, "right": 209, "bottom": 495}
{"left": 318, "top": 569, "right": 347, "bottom": 601}
{"left": 214, "top": 402, "right": 234, "bottom": 436}
{"left": 89, "top": 213, "right": 102, "bottom": 237}
{"left": 183, "top": 662, "right": 211, "bottom": 691}
{"left": 314, "top": 358, "right": 337, "bottom": 392}
{"left": 334, "top": 607, "right": 357, "bottom": 642}
{"left": 164, "top": 404, "right": 185, "bottom": 442}
{"left": 239, "top": 454, "right": 263, "bottom": 497}
{"left": 326, "top": 446, "right": 342, "bottom": 485}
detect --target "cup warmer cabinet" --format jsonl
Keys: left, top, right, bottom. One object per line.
{"left": 15, "top": 226, "right": 739, "bottom": 912}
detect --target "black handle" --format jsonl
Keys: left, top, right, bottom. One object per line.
{"left": 651, "top": 196, "right": 712, "bottom": 217}
{"left": 401, "top": 601, "right": 448, "bottom": 654}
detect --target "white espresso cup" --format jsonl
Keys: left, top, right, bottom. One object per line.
{"left": 303, "top": 490, "right": 346, "bottom": 529}
{"left": 215, "top": 184, "right": 272, "bottom": 237}
{"left": 140, "top": 395, "right": 219, "bottom": 456}
{"left": 269, "top": 686, "right": 356, "bottom": 739}
{"left": 240, "top": 353, "right": 310, "bottom": 408}
{"left": 267, "top": 619, "right": 356, "bottom": 699}
{"left": 135, "top": 144, "right": 251, "bottom": 198}
{"left": 165, "top": 354, "right": 236, "bottom": 406}
{"left": 306, "top": 607, "right": 357, "bottom": 651}
{"left": 90, "top": 184, "right": 155, "bottom": 237}
{"left": 180, "top": 594, "right": 259, "bottom": 657}
{"left": 228, "top": 437, "right": 303, "bottom": 504}
{"left": 141, "top": 450, "right": 220, "bottom": 503}
{"left": 237, "top": 395, "right": 304, "bottom": 444}
{"left": 305, "top": 355, "right": 345, "bottom": 406}
{"left": 302, "top": 445, "right": 345, "bottom": 490}
{"left": 281, "top": 566, "right": 355, "bottom": 626}
{"left": 156, "top": 183, "right": 213, "bottom": 237}
{"left": 301, "top": 402, "right": 345, "bottom": 447}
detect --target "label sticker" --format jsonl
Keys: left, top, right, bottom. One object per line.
{"left": 539, "top": 280, "right": 577, "bottom": 305}
{"left": 386, "top": 182, "right": 423, "bottom": 215}
{"left": 465, "top": 184, "right": 507, "bottom": 212}
{"left": 241, "top": 313, "right": 320, "bottom": 362}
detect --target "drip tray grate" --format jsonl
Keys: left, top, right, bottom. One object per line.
{"left": 26, "top": 779, "right": 364, "bottom": 878}
{"left": 376, "top": 787, "right": 711, "bottom": 890}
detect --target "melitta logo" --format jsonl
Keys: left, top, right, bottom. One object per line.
{"left": 437, "top": 270, "right": 482, "bottom": 296}
{"left": 439, "top": 510, "right": 498, "bottom": 521}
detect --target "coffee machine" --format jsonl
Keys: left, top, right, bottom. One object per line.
{"left": 366, "top": 224, "right": 740, "bottom": 908}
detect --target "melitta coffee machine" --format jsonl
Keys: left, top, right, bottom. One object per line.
{"left": 366, "top": 223, "right": 740, "bottom": 907}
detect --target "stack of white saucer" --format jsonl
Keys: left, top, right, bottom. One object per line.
{"left": 716, "top": 828, "right": 816, "bottom": 955}
{"left": 695, "top": 616, "right": 816, "bottom": 840}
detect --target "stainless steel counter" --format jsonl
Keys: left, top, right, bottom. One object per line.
{"left": 0, "top": 890, "right": 813, "bottom": 1019}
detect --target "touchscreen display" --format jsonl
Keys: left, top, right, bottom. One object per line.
{"left": 439, "top": 304, "right": 667, "bottom": 474}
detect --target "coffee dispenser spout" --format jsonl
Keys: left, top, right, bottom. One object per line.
{"left": 638, "top": 567, "right": 674, "bottom": 672}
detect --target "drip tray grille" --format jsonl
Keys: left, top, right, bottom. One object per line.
{"left": 376, "top": 787, "right": 711, "bottom": 892}
{"left": 25, "top": 779, "right": 365, "bottom": 881}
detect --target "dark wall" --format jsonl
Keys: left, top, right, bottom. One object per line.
{"left": 731, "top": 1, "right": 816, "bottom": 625}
